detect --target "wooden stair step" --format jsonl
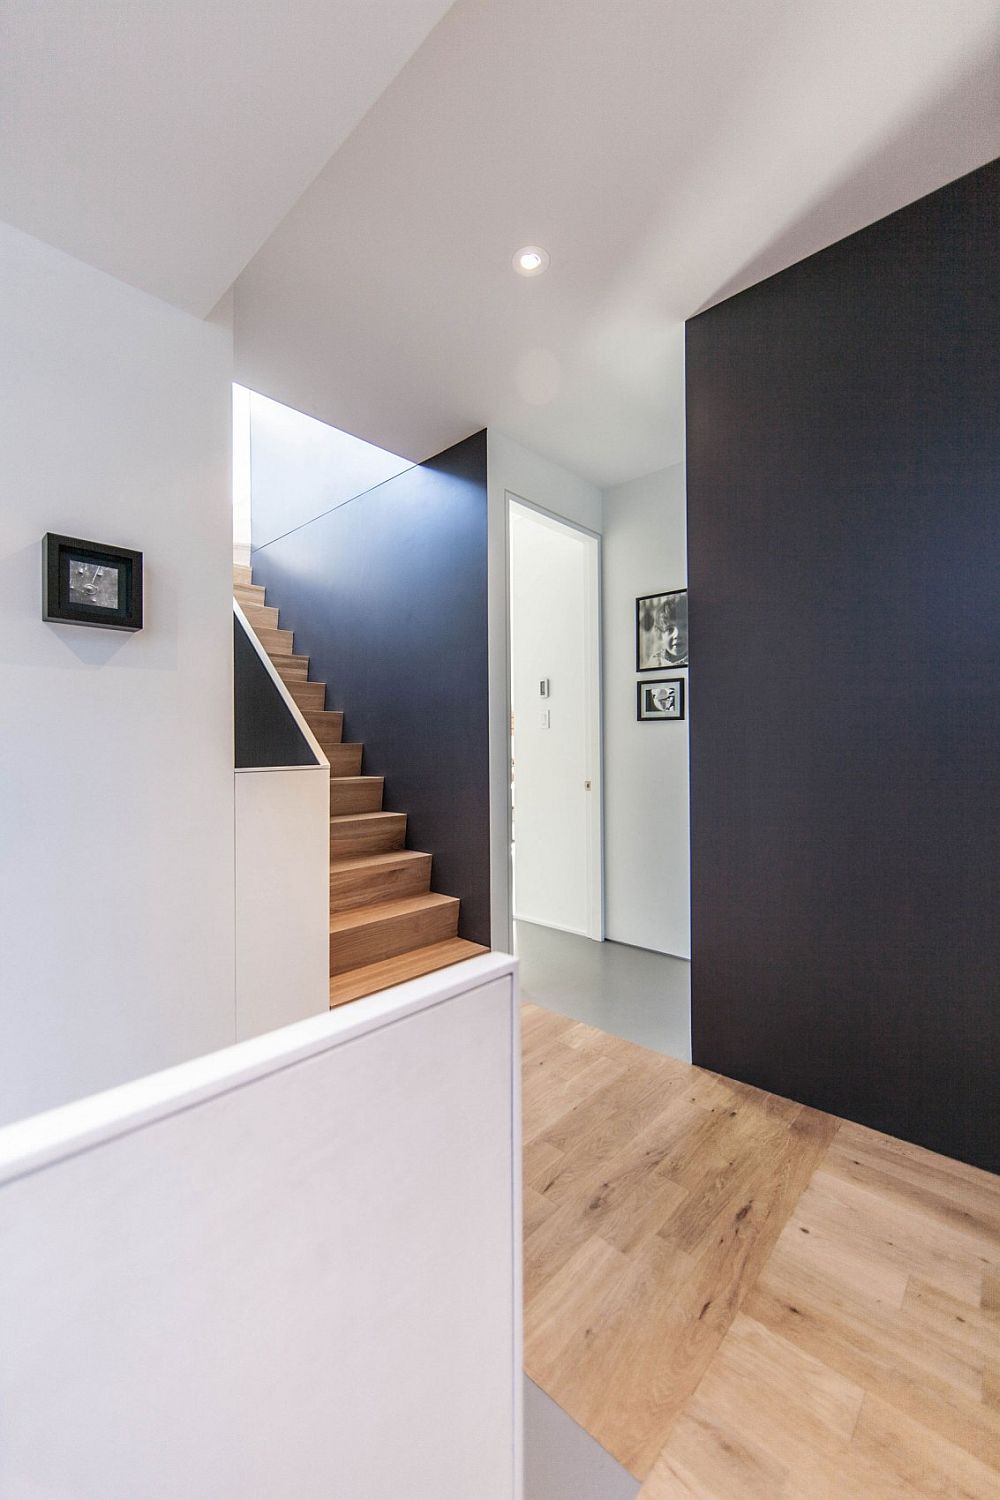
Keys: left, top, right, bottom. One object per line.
{"left": 329, "top": 939, "right": 490, "bottom": 1008}
{"left": 271, "top": 653, "right": 310, "bottom": 682}
{"left": 288, "top": 681, "right": 326, "bottom": 712}
{"left": 240, "top": 602, "right": 279, "bottom": 631}
{"left": 255, "top": 624, "right": 294, "bottom": 655}
{"left": 329, "top": 849, "right": 432, "bottom": 913}
{"left": 303, "top": 710, "right": 344, "bottom": 748}
{"left": 233, "top": 563, "right": 253, "bottom": 586}
{"left": 324, "top": 742, "right": 362, "bottom": 776}
{"left": 330, "top": 810, "right": 405, "bottom": 857}
{"left": 234, "top": 582, "right": 265, "bottom": 607}
{"left": 329, "top": 776, "right": 384, "bottom": 816}
{"left": 329, "top": 892, "right": 460, "bottom": 975}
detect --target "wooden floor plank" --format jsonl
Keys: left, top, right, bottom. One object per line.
{"left": 523, "top": 1003, "right": 1000, "bottom": 1496}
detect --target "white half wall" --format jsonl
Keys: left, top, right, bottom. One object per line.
{"left": 235, "top": 766, "right": 330, "bottom": 1041}
{"left": 487, "top": 431, "right": 603, "bottom": 950}
{"left": 0, "top": 953, "right": 522, "bottom": 1500}
{"left": 603, "top": 464, "right": 690, "bottom": 958}
{"left": 0, "top": 221, "right": 236, "bottom": 1125}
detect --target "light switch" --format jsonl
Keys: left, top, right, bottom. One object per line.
{"left": 540, "top": 709, "right": 551, "bottom": 729}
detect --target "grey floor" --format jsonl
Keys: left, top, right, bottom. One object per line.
{"left": 514, "top": 920, "right": 691, "bottom": 1063}
{"left": 524, "top": 1378, "right": 640, "bottom": 1500}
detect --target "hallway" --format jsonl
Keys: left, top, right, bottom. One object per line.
{"left": 515, "top": 921, "right": 690, "bottom": 1062}
{"left": 523, "top": 1003, "right": 1000, "bottom": 1497}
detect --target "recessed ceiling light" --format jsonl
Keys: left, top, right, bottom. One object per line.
{"left": 513, "top": 245, "right": 550, "bottom": 277}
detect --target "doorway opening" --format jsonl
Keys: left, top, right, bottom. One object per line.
{"left": 508, "top": 496, "right": 603, "bottom": 943}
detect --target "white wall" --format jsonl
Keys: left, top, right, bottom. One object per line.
{"left": 0, "top": 952, "right": 521, "bottom": 1500}
{"left": 602, "top": 464, "right": 690, "bottom": 957}
{"left": 509, "top": 505, "right": 600, "bottom": 937}
{"left": 487, "top": 432, "right": 603, "bottom": 949}
{"left": 0, "top": 221, "right": 236, "bottom": 1125}
{"left": 247, "top": 388, "right": 412, "bottom": 549}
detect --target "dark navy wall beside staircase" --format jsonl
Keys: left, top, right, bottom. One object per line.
{"left": 250, "top": 430, "right": 491, "bottom": 946}
{"left": 686, "top": 159, "right": 1000, "bottom": 1172}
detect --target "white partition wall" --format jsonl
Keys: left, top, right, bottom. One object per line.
{"left": 0, "top": 953, "right": 522, "bottom": 1500}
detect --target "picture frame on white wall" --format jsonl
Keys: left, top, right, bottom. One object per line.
{"left": 637, "top": 677, "right": 685, "bottom": 721}
{"left": 636, "top": 589, "right": 687, "bottom": 669}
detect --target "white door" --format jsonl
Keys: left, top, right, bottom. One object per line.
{"left": 508, "top": 498, "right": 603, "bottom": 939}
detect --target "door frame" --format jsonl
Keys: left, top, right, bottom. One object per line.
{"left": 505, "top": 491, "right": 605, "bottom": 944}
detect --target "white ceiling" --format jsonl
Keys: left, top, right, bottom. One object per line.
{"left": 233, "top": 0, "right": 1000, "bottom": 487}
{"left": 3, "top": 2, "right": 997, "bottom": 485}
{"left": 0, "top": 0, "right": 456, "bottom": 314}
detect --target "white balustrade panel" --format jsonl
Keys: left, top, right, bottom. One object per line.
{"left": 0, "top": 953, "right": 522, "bottom": 1500}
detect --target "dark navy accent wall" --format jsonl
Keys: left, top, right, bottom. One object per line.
{"left": 234, "top": 615, "right": 317, "bottom": 768}
{"left": 250, "top": 430, "right": 491, "bottom": 945}
{"left": 686, "top": 160, "right": 1000, "bottom": 1172}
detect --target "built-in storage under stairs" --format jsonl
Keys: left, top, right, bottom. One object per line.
{"left": 234, "top": 564, "right": 488, "bottom": 1006}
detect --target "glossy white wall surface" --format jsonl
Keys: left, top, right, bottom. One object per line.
{"left": 0, "top": 220, "right": 236, "bottom": 1125}
{"left": 0, "top": 954, "right": 522, "bottom": 1500}
{"left": 235, "top": 766, "right": 330, "bottom": 1040}
{"left": 602, "top": 464, "right": 690, "bottom": 957}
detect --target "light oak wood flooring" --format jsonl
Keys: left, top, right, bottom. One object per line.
{"left": 522, "top": 1003, "right": 1000, "bottom": 1496}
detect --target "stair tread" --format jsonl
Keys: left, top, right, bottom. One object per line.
{"left": 330, "top": 810, "right": 404, "bottom": 825}
{"left": 329, "top": 891, "right": 456, "bottom": 934}
{"left": 329, "top": 849, "right": 430, "bottom": 873}
{"left": 328, "top": 939, "right": 490, "bottom": 1008}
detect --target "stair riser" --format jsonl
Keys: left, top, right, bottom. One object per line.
{"left": 325, "top": 744, "right": 362, "bottom": 775}
{"left": 329, "top": 778, "right": 384, "bottom": 816}
{"left": 241, "top": 603, "right": 279, "bottom": 630}
{"left": 257, "top": 626, "right": 295, "bottom": 656}
{"left": 289, "top": 683, "right": 326, "bottom": 712}
{"left": 233, "top": 564, "right": 253, "bottom": 587}
{"left": 234, "top": 583, "right": 266, "bottom": 608}
{"left": 304, "top": 711, "right": 344, "bottom": 747}
{"left": 272, "top": 655, "right": 309, "bottom": 682}
{"left": 330, "top": 814, "right": 405, "bottom": 858}
{"left": 330, "top": 855, "right": 432, "bottom": 914}
{"left": 329, "top": 900, "right": 459, "bottom": 975}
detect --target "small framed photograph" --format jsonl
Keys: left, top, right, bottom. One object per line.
{"left": 636, "top": 589, "right": 687, "bottom": 670}
{"left": 42, "top": 533, "right": 143, "bottom": 632}
{"left": 637, "top": 677, "right": 684, "bottom": 721}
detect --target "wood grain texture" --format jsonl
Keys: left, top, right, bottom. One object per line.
{"left": 287, "top": 680, "right": 326, "bottom": 713}
{"left": 329, "top": 810, "right": 406, "bottom": 857}
{"left": 233, "top": 581, "right": 265, "bottom": 607}
{"left": 323, "top": 743, "right": 362, "bottom": 776}
{"left": 240, "top": 602, "right": 279, "bottom": 631}
{"left": 328, "top": 775, "right": 384, "bottom": 816}
{"left": 270, "top": 653, "right": 310, "bottom": 682}
{"left": 254, "top": 624, "right": 295, "bottom": 655}
{"left": 329, "top": 850, "right": 432, "bottom": 913}
{"left": 328, "top": 892, "right": 458, "bottom": 974}
{"left": 328, "top": 938, "right": 489, "bottom": 1007}
{"left": 521, "top": 1004, "right": 1000, "bottom": 1496}
{"left": 303, "top": 711, "right": 345, "bottom": 750}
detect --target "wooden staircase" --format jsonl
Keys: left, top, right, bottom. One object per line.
{"left": 234, "top": 563, "right": 488, "bottom": 1007}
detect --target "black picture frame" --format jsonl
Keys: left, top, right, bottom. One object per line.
{"left": 42, "top": 533, "right": 143, "bottom": 632}
{"left": 637, "top": 677, "right": 685, "bottom": 721}
{"left": 636, "top": 589, "right": 688, "bottom": 670}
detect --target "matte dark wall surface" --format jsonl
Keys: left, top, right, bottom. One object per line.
{"left": 686, "top": 160, "right": 1000, "bottom": 1171}
{"left": 250, "top": 431, "right": 491, "bottom": 945}
{"left": 234, "top": 616, "right": 317, "bottom": 768}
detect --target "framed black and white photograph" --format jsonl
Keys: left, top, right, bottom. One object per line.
{"left": 637, "top": 677, "right": 685, "bottom": 721}
{"left": 636, "top": 589, "right": 687, "bottom": 670}
{"left": 42, "top": 533, "right": 143, "bottom": 632}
